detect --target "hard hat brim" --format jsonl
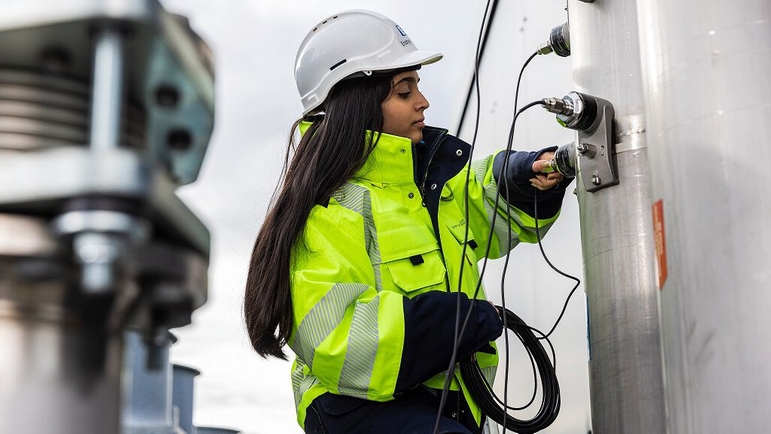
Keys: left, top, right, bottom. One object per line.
{"left": 301, "top": 50, "right": 443, "bottom": 115}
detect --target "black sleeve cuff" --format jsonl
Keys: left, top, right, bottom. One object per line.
{"left": 394, "top": 292, "right": 503, "bottom": 394}
{"left": 492, "top": 148, "right": 573, "bottom": 219}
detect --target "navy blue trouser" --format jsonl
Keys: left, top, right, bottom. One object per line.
{"left": 304, "top": 386, "right": 482, "bottom": 434}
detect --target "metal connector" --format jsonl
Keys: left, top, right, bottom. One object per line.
{"left": 537, "top": 22, "right": 571, "bottom": 57}
{"left": 542, "top": 96, "right": 573, "bottom": 115}
{"left": 542, "top": 142, "right": 577, "bottom": 178}
{"left": 544, "top": 91, "right": 618, "bottom": 192}
{"left": 537, "top": 41, "right": 554, "bottom": 55}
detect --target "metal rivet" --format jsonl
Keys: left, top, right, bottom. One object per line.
{"left": 408, "top": 192, "right": 414, "bottom": 199}
{"left": 430, "top": 183, "right": 437, "bottom": 190}
{"left": 456, "top": 149, "right": 463, "bottom": 157}
{"left": 401, "top": 149, "right": 406, "bottom": 153}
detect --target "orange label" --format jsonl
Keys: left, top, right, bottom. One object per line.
{"left": 652, "top": 200, "right": 668, "bottom": 289}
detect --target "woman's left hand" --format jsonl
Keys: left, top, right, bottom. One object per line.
{"left": 530, "top": 151, "right": 564, "bottom": 191}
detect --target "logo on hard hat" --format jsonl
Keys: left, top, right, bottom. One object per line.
{"left": 394, "top": 24, "right": 412, "bottom": 46}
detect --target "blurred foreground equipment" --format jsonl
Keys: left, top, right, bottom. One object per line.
{"left": 0, "top": 1, "right": 214, "bottom": 433}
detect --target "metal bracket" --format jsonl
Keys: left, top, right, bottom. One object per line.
{"left": 577, "top": 100, "right": 618, "bottom": 192}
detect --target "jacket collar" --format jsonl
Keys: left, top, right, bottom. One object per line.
{"left": 355, "top": 132, "right": 416, "bottom": 185}
{"left": 298, "top": 122, "right": 458, "bottom": 186}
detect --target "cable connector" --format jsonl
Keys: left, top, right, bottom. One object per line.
{"left": 542, "top": 96, "right": 573, "bottom": 116}
{"left": 536, "top": 41, "right": 554, "bottom": 56}
{"left": 537, "top": 22, "right": 570, "bottom": 57}
{"left": 543, "top": 92, "right": 596, "bottom": 131}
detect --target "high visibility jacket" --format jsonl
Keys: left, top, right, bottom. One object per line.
{"left": 288, "top": 125, "right": 566, "bottom": 428}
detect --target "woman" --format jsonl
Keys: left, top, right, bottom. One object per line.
{"left": 244, "top": 10, "right": 567, "bottom": 434}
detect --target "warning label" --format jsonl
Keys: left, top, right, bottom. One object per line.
{"left": 652, "top": 199, "right": 668, "bottom": 289}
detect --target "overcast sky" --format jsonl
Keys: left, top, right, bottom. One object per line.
{"left": 159, "top": 1, "right": 589, "bottom": 433}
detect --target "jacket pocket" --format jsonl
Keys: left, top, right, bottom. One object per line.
{"left": 377, "top": 223, "right": 446, "bottom": 296}
{"left": 384, "top": 248, "right": 447, "bottom": 296}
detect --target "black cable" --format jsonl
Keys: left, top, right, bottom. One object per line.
{"left": 533, "top": 190, "right": 582, "bottom": 340}
{"left": 433, "top": 1, "right": 494, "bottom": 432}
{"left": 460, "top": 306, "right": 560, "bottom": 433}
{"left": 497, "top": 50, "right": 537, "bottom": 433}
{"left": 458, "top": 48, "right": 581, "bottom": 432}
{"left": 456, "top": 0, "right": 501, "bottom": 135}
{"left": 437, "top": 7, "right": 580, "bottom": 434}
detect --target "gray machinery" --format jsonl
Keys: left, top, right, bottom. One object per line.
{"left": 0, "top": 2, "right": 214, "bottom": 434}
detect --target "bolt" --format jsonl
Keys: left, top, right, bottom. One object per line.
{"left": 591, "top": 173, "right": 602, "bottom": 185}
{"left": 577, "top": 143, "right": 588, "bottom": 154}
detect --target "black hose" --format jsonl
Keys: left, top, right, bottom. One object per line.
{"left": 460, "top": 306, "right": 560, "bottom": 433}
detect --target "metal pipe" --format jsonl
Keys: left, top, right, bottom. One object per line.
{"left": 172, "top": 364, "right": 201, "bottom": 434}
{"left": 637, "top": 0, "right": 771, "bottom": 431}
{"left": 0, "top": 214, "right": 123, "bottom": 434}
{"left": 123, "top": 331, "right": 176, "bottom": 434}
{"left": 568, "top": 0, "right": 666, "bottom": 432}
{"left": 89, "top": 27, "right": 125, "bottom": 151}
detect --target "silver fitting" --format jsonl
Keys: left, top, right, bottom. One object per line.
{"left": 51, "top": 210, "right": 151, "bottom": 294}
{"left": 537, "top": 41, "right": 554, "bottom": 56}
{"left": 555, "top": 92, "right": 588, "bottom": 130}
{"left": 542, "top": 97, "right": 574, "bottom": 116}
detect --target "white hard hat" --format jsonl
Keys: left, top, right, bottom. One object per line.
{"left": 294, "top": 10, "right": 443, "bottom": 115}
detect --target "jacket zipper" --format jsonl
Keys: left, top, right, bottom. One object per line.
{"left": 418, "top": 129, "right": 448, "bottom": 200}
{"left": 415, "top": 129, "right": 453, "bottom": 293}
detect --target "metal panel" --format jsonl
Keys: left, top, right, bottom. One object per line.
{"left": 637, "top": 0, "right": 771, "bottom": 432}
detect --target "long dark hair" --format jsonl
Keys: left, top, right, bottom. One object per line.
{"left": 245, "top": 74, "right": 394, "bottom": 359}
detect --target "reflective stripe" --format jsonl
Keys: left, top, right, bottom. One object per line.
{"left": 472, "top": 159, "right": 557, "bottom": 255}
{"left": 481, "top": 365, "right": 496, "bottom": 387}
{"left": 334, "top": 182, "right": 383, "bottom": 291}
{"left": 293, "top": 283, "right": 369, "bottom": 368}
{"left": 472, "top": 160, "right": 521, "bottom": 257}
{"left": 291, "top": 359, "right": 303, "bottom": 397}
{"left": 292, "top": 358, "right": 320, "bottom": 407}
{"left": 338, "top": 296, "right": 381, "bottom": 398}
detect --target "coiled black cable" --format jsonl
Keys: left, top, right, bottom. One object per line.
{"left": 460, "top": 306, "right": 560, "bottom": 433}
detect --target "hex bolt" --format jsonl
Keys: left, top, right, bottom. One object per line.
{"left": 577, "top": 143, "right": 588, "bottom": 154}
{"left": 74, "top": 232, "right": 123, "bottom": 294}
{"left": 591, "top": 172, "right": 602, "bottom": 185}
